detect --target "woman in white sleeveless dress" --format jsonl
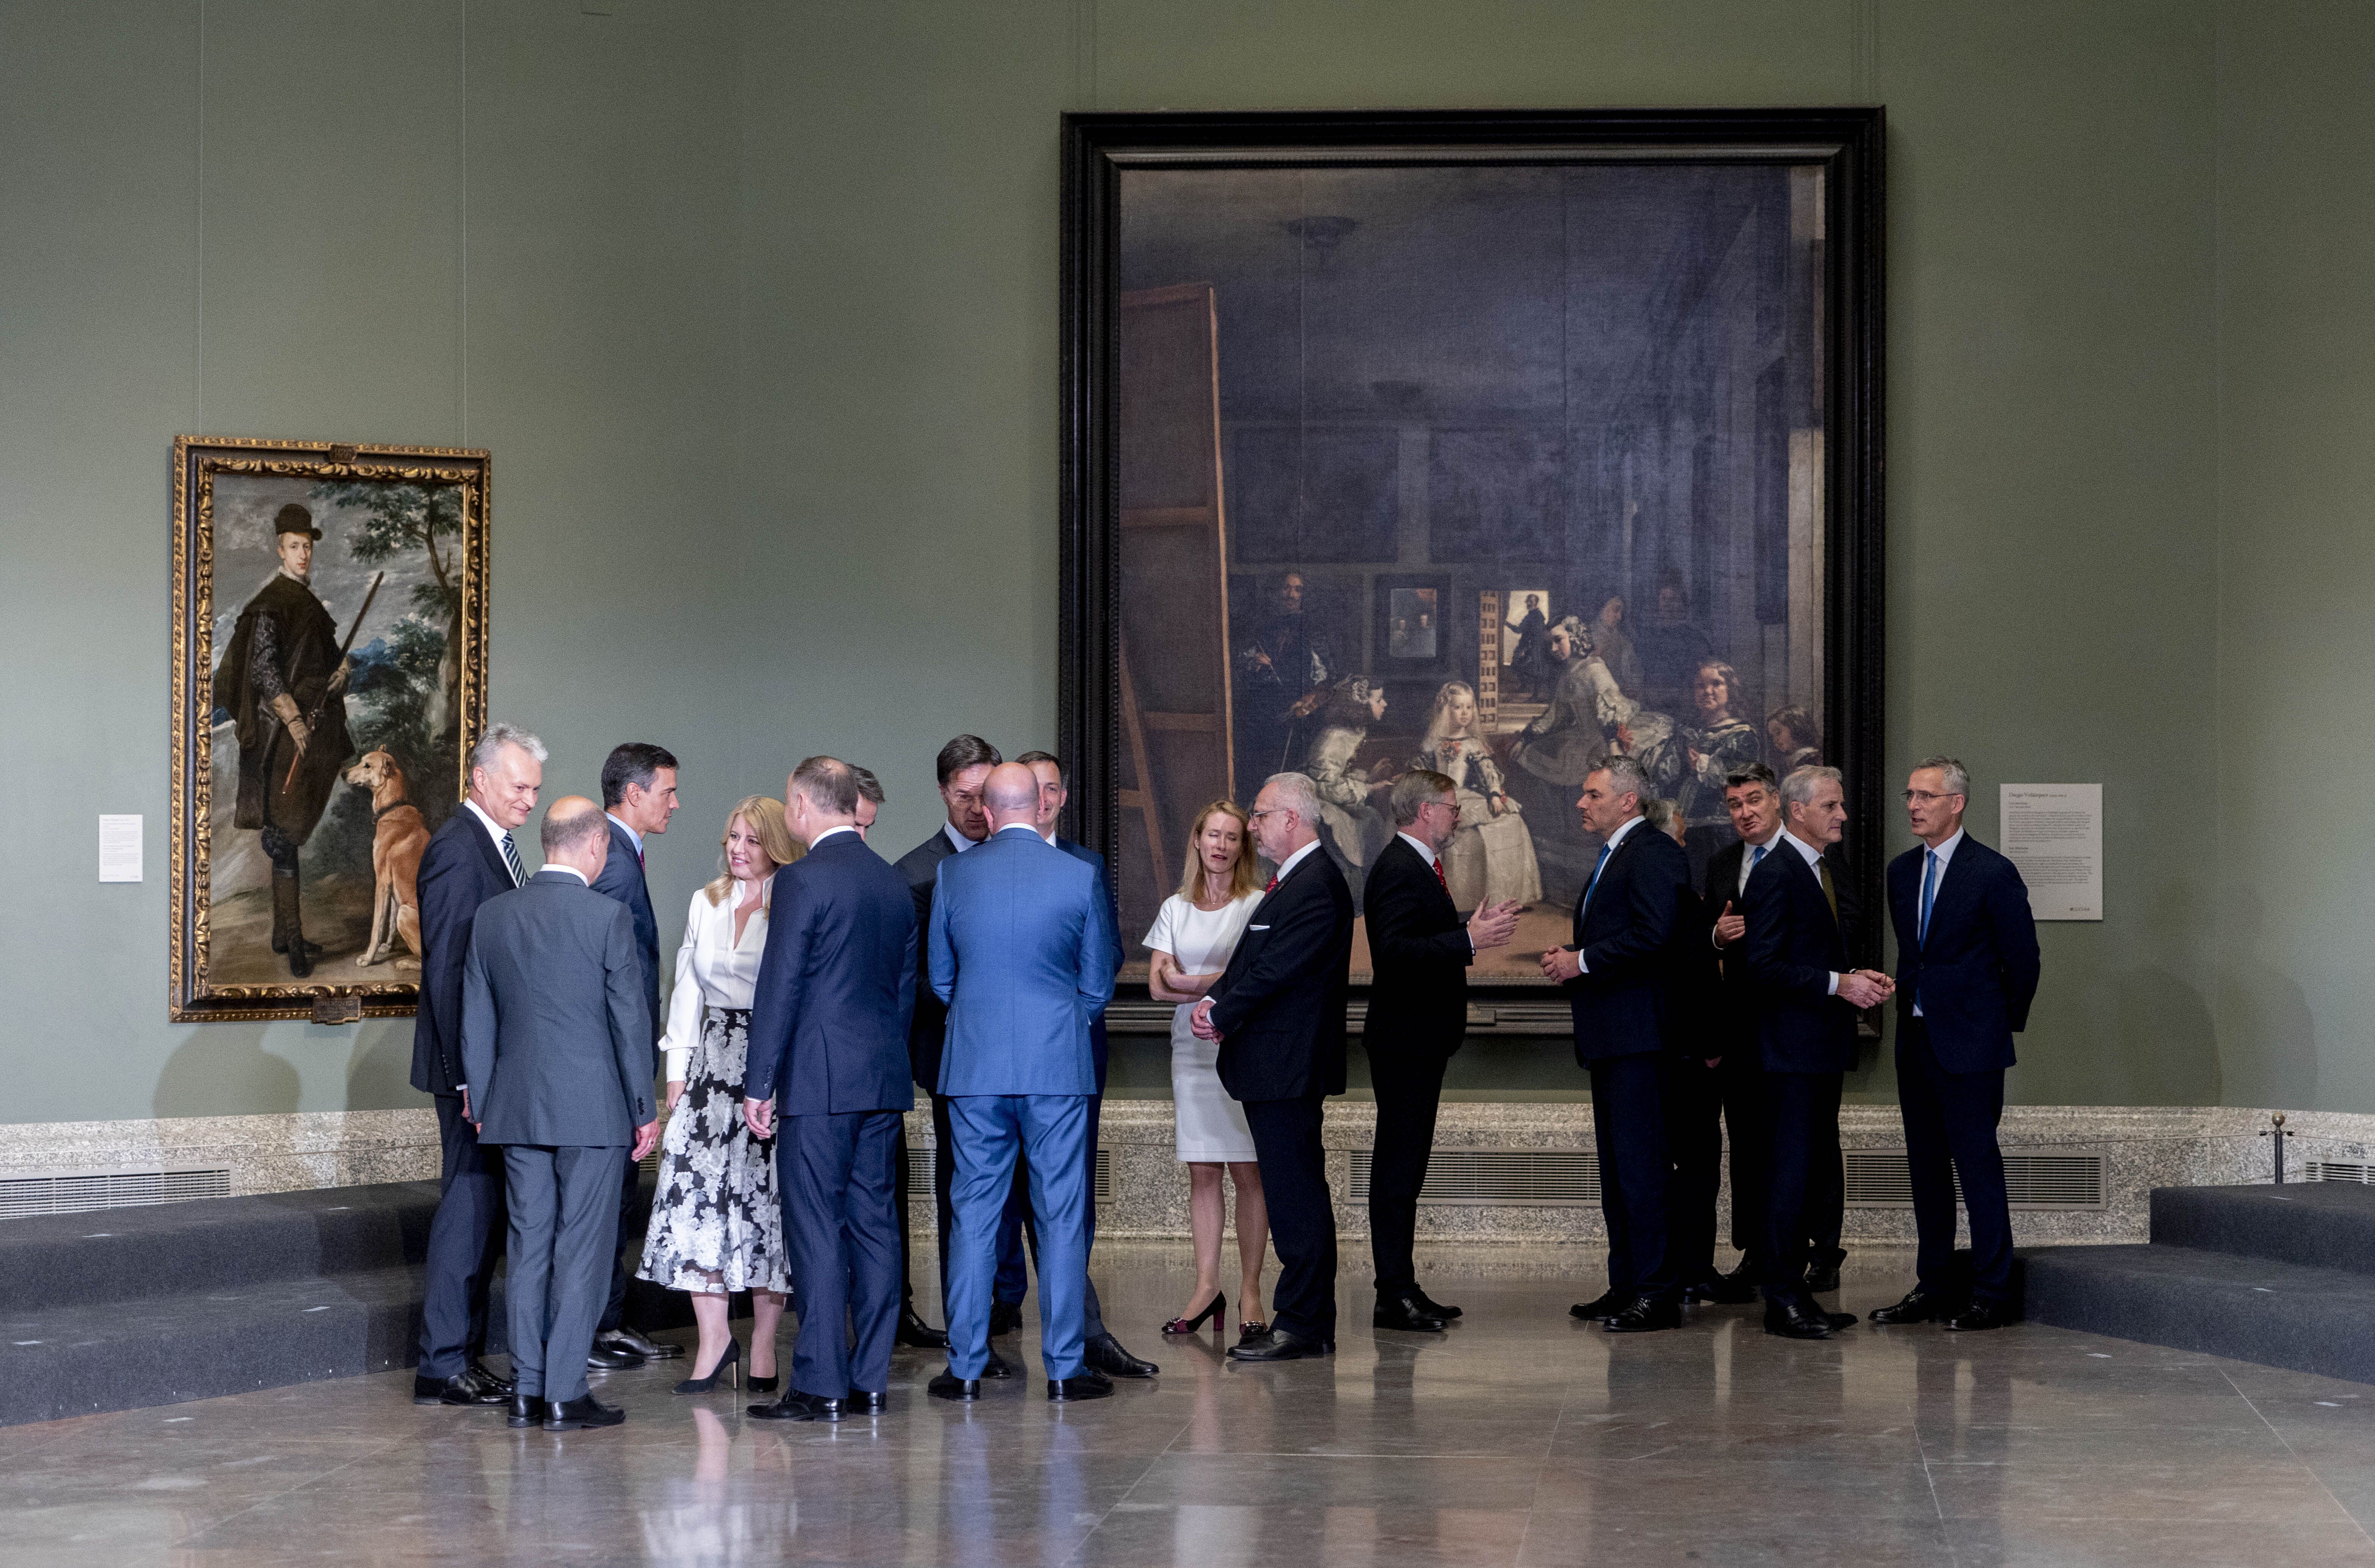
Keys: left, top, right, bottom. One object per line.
{"left": 1144, "top": 800, "right": 1272, "bottom": 1342}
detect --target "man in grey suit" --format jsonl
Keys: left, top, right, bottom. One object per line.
{"left": 462, "top": 797, "right": 660, "bottom": 1432}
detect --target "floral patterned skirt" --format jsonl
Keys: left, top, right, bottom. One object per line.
{"left": 636, "top": 1006, "right": 789, "bottom": 1295}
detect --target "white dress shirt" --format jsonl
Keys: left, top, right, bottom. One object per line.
{"left": 606, "top": 812, "right": 645, "bottom": 863}
{"left": 1573, "top": 814, "right": 1648, "bottom": 974}
{"left": 1910, "top": 828, "right": 1965, "bottom": 1017}
{"left": 658, "top": 877, "right": 772, "bottom": 1082}
{"left": 462, "top": 798, "right": 524, "bottom": 886}
{"left": 811, "top": 825, "right": 860, "bottom": 849}
{"left": 943, "top": 820, "right": 985, "bottom": 855}
{"left": 1775, "top": 829, "right": 1842, "bottom": 996}
{"left": 1713, "top": 826, "right": 1787, "bottom": 947}
{"left": 1271, "top": 837, "right": 1323, "bottom": 884}
{"left": 1396, "top": 831, "right": 1474, "bottom": 952}
{"left": 539, "top": 864, "right": 589, "bottom": 884}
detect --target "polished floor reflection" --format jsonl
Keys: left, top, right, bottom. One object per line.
{"left": 11, "top": 1243, "right": 2375, "bottom": 1566}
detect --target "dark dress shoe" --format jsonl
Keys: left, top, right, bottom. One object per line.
{"left": 1806, "top": 1250, "right": 1847, "bottom": 1293}
{"left": 1411, "top": 1287, "right": 1463, "bottom": 1320}
{"left": 505, "top": 1393, "right": 546, "bottom": 1428}
{"left": 845, "top": 1390, "right": 886, "bottom": 1414}
{"left": 1945, "top": 1299, "right": 2018, "bottom": 1331}
{"left": 414, "top": 1371, "right": 509, "bottom": 1407}
{"left": 467, "top": 1359, "right": 515, "bottom": 1396}
{"left": 1227, "top": 1328, "right": 1333, "bottom": 1362}
{"left": 982, "top": 1347, "right": 1013, "bottom": 1379}
{"left": 988, "top": 1300, "right": 1025, "bottom": 1336}
{"left": 1869, "top": 1288, "right": 1957, "bottom": 1325}
{"left": 1374, "top": 1293, "right": 1448, "bottom": 1333}
{"left": 1603, "top": 1297, "right": 1683, "bottom": 1333}
{"left": 1049, "top": 1374, "right": 1114, "bottom": 1402}
{"left": 1084, "top": 1332, "right": 1159, "bottom": 1378}
{"left": 1570, "top": 1289, "right": 1629, "bottom": 1323}
{"left": 748, "top": 1390, "right": 843, "bottom": 1422}
{"left": 1821, "top": 1311, "right": 1859, "bottom": 1331}
{"left": 1686, "top": 1273, "right": 1760, "bottom": 1306}
{"left": 543, "top": 1394, "right": 625, "bottom": 1431}
{"left": 897, "top": 1306, "right": 949, "bottom": 1349}
{"left": 927, "top": 1370, "right": 981, "bottom": 1401}
{"left": 586, "top": 1342, "right": 644, "bottom": 1371}
{"left": 601, "top": 1327, "right": 681, "bottom": 1360}
{"left": 1763, "top": 1296, "right": 1834, "bottom": 1340}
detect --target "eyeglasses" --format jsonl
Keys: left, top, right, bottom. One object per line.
{"left": 1900, "top": 790, "right": 1963, "bottom": 804}
{"left": 1247, "top": 809, "right": 1283, "bottom": 823}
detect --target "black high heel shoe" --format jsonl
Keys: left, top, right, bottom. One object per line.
{"left": 746, "top": 1364, "right": 779, "bottom": 1395}
{"left": 1161, "top": 1290, "right": 1225, "bottom": 1335}
{"left": 673, "top": 1338, "right": 741, "bottom": 1394}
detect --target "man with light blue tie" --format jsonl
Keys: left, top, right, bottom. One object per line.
{"left": 1870, "top": 755, "right": 2041, "bottom": 1331}
{"left": 925, "top": 764, "right": 1119, "bottom": 1403}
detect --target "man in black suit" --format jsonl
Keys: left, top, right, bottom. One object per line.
{"left": 586, "top": 742, "right": 682, "bottom": 1367}
{"left": 461, "top": 797, "right": 660, "bottom": 1431}
{"left": 1364, "top": 769, "right": 1521, "bottom": 1332}
{"left": 1742, "top": 764, "right": 1895, "bottom": 1339}
{"left": 891, "top": 735, "right": 1002, "bottom": 1359}
{"left": 1541, "top": 757, "right": 1696, "bottom": 1334}
{"left": 409, "top": 723, "right": 541, "bottom": 1408}
{"left": 742, "top": 757, "right": 920, "bottom": 1420}
{"left": 1192, "top": 771, "right": 1356, "bottom": 1362}
{"left": 1870, "top": 756, "right": 2042, "bottom": 1332}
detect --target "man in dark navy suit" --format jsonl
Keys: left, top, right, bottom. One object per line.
{"left": 741, "top": 757, "right": 921, "bottom": 1420}
{"left": 1541, "top": 756, "right": 1696, "bottom": 1334}
{"left": 409, "top": 723, "right": 542, "bottom": 1408}
{"left": 1193, "top": 771, "right": 1356, "bottom": 1363}
{"left": 1742, "top": 764, "right": 1895, "bottom": 1339}
{"left": 1869, "top": 756, "right": 2042, "bottom": 1332}
{"left": 587, "top": 742, "right": 682, "bottom": 1367}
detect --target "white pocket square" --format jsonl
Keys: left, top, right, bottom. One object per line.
{"left": 1248, "top": 924, "right": 1271, "bottom": 931}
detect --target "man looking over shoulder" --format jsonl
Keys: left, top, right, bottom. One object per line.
{"left": 587, "top": 742, "right": 683, "bottom": 1367}
{"left": 1869, "top": 756, "right": 2041, "bottom": 1332}
{"left": 1365, "top": 769, "right": 1521, "bottom": 1332}
{"left": 1742, "top": 765, "right": 1893, "bottom": 1340}
{"left": 1541, "top": 757, "right": 1695, "bottom": 1334}
{"left": 1192, "top": 771, "right": 1357, "bottom": 1364}
{"left": 409, "top": 722, "right": 543, "bottom": 1409}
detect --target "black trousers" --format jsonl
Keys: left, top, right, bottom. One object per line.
{"left": 1589, "top": 1052, "right": 1676, "bottom": 1302}
{"left": 1664, "top": 1054, "right": 1725, "bottom": 1284}
{"left": 415, "top": 1092, "right": 506, "bottom": 1378}
{"left": 1715, "top": 1048, "right": 1771, "bottom": 1256}
{"left": 1242, "top": 1094, "right": 1336, "bottom": 1342}
{"left": 1761, "top": 1069, "right": 1845, "bottom": 1301}
{"left": 1368, "top": 1046, "right": 1452, "bottom": 1296}
{"left": 894, "top": 1091, "right": 961, "bottom": 1321}
{"left": 1898, "top": 1019, "right": 2014, "bottom": 1303}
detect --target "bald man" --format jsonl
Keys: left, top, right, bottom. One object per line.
{"left": 924, "top": 764, "right": 1118, "bottom": 1402}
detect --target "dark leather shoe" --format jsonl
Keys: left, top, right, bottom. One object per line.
{"left": 1688, "top": 1273, "right": 1760, "bottom": 1305}
{"left": 585, "top": 1342, "right": 644, "bottom": 1371}
{"left": 982, "top": 1347, "right": 1013, "bottom": 1379}
{"left": 1603, "top": 1297, "right": 1682, "bottom": 1333}
{"left": 543, "top": 1394, "right": 625, "bottom": 1430}
{"left": 1869, "top": 1288, "right": 1958, "bottom": 1325}
{"left": 897, "top": 1306, "right": 948, "bottom": 1350}
{"left": 1763, "top": 1296, "right": 1834, "bottom": 1340}
{"left": 1227, "top": 1328, "right": 1334, "bottom": 1362}
{"left": 505, "top": 1393, "right": 546, "bottom": 1428}
{"left": 1945, "top": 1299, "right": 2018, "bottom": 1331}
{"left": 1373, "top": 1293, "right": 1448, "bottom": 1333}
{"left": 1806, "top": 1251, "right": 1846, "bottom": 1293}
{"left": 1821, "top": 1310, "right": 1859, "bottom": 1331}
{"left": 846, "top": 1389, "right": 886, "bottom": 1414}
{"left": 466, "top": 1359, "right": 515, "bottom": 1396}
{"left": 1570, "top": 1289, "right": 1628, "bottom": 1323}
{"left": 414, "top": 1371, "right": 508, "bottom": 1407}
{"left": 1049, "top": 1374, "right": 1114, "bottom": 1401}
{"left": 601, "top": 1326, "right": 681, "bottom": 1360}
{"left": 988, "top": 1300, "right": 1024, "bottom": 1336}
{"left": 927, "top": 1370, "right": 981, "bottom": 1401}
{"left": 748, "top": 1390, "right": 843, "bottom": 1422}
{"left": 1411, "top": 1287, "right": 1463, "bottom": 1320}
{"left": 1084, "top": 1332, "right": 1158, "bottom": 1378}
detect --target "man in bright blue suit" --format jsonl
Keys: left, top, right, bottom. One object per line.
{"left": 741, "top": 756, "right": 920, "bottom": 1422}
{"left": 925, "top": 764, "right": 1119, "bottom": 1403}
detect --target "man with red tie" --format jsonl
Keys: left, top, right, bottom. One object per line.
{"left": 1361, "top": 770, "right": 1521, "bottom": 1331}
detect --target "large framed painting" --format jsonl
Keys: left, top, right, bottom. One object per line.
{"left": 1059, "top": 109, "right": 1885, "bottom": 995}
{"left": 171, "top": 436, "right": 491, "bottom": 1021}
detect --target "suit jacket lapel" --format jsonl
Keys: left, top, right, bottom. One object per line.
{"left": 1921, "top": 841, "right": 1979, "bottom": 948}
{"left": 467, "top": 813, "right": 512, "bottom": 886}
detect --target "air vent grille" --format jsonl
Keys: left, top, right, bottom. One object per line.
{"left": 1348, "top": 1149, "right": 1600, "bottom": 1207}
{"left": 0, "top": 1167, "right": 233, "bottom": 1219}
{"left": 2305, "top": 1161, "right": 2374, "bottom": 1184}
{"left": 1844, "top": 1147, "right": 2106, "bottom": 1210}
{"left": 903, "top": 1147, "right": 1113, "bottom": 1203}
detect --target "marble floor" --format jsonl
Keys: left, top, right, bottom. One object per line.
{"left": 10, "top": 1243, "right": 2375, "bottom": 1567}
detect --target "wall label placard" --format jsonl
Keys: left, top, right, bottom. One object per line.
{"left": 2001, "top": 784, "right": 2101, "bottom": 920}
{"left": 99, "top": 815, "right": 143, "bottom": 883}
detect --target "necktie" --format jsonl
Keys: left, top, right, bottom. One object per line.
{"left": 1919, "top": 849, "right": 1938, "bottom": 946}
{"left": 1580, "top": 841, "right": 1614, "bottom": 916}
{"left": 499, "top": 832, "right": 526, "bottom": 887}
{"left": 1431, "top": 858, "right": 1448, "bottom": 892}
{"left": 1264, "top": 874, "right": 1279, "bottom": 894}
{"left": 1748, "top": 842, "right": 1767, "bottom": 880}
{"left": 1818, "top": 860, "right": 1840, "bottom": 927}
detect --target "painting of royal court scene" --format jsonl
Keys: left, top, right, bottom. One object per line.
{"left": 172, "top": 437, "right": 489, "bottom": 1020}
{"left": 1109, "top": 159, "right": 1834, "bottom": 984}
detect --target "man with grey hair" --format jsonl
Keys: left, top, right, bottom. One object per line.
{"left": 1869, "top": 756, "right": 2041, "bottom": 1331}
{"left": 409, "top": 722, "right": 544, "bottom": 1408}
{"left": 1541, "top": 756, "right": 1696, "bottom": 1332}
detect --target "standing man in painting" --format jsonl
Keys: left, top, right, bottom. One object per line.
{"left": 587, "top": 742, "right": 684, "bottom": 1368}
{"left": 1235, "top": 570, "right": 1334, "bottom": 779}
{"left": 1742, "top": 765, "right": 1893, "bottom": 1339}
{"left": 213, "top": 502, "right": 354, "bottom": 977}
{"left": 1502, "top": 593, "right": 1550, "bottom": 699}
{"left": 409, "top": 723, "right": 543, "bottom": 1408}
{"left": 1192, "top": 772, "right": 1356, "bottom": 1363}
{"left": 1540, "top": 757, "right": 1694, "bottom": 1334}
{"left": 1869, "top": 756, "right": 2041, "bottom": 1331}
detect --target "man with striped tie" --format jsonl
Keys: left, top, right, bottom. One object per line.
{"left": 410, "top": 723, "right": 545, "bottom": 1407}
{"left": 1869, "top": 756, "right": 2041, "bottom": 1331}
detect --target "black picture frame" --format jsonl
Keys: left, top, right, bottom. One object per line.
{"left": 1059, "top": 108, "right": 1887, "bottom": 1013}
{"left": 1372, "top": 573, "right": 1454, "bottom": 678}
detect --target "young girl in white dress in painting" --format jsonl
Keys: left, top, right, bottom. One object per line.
{"left": 1416, "top": 681, "right": 1545, "bottom": 913}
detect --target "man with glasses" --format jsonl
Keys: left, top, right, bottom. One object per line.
{"left": 1868, "top": 757, "right": 2041, "bottom": 1331}
{"left": 1362, "top": 771, "right": 1524, "bottom": 1331}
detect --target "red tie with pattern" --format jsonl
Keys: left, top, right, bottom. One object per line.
{"left": 1264, "top": 875, "right": 1278, "bottom": 893}
{"left": 1432, "top": 858, "right": 1448, "bottom": 892}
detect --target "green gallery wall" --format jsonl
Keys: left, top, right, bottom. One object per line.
{"left": 1, "top": 0, "right": 2366, "bottom": 1126}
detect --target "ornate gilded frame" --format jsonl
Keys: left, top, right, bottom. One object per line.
{"left": 170, "top": 435, "right": 491, "bottom": 1022}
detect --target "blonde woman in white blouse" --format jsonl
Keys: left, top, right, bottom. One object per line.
{"left": 637, "top": 796, "right": 799, "bottom": 1394}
